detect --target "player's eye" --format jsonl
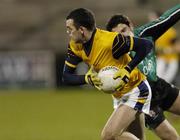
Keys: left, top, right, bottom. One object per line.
{"left": 67, "top": 29, "right": 71, "bottom": 34}
{"left": 121, "top": 28, "right": 127, "bottom": 33}
{"left": 66, "top": 27, "right": 73, "bottom": 34}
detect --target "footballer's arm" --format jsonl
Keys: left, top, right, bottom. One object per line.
{"left": 112, "top": 34, "right": 153, "bottom": 71}
{"left": 62, "top": 45, "right": 86, "bottom": 85}
{"left": 139, "top": 4, "right": 180, "bottom": 41}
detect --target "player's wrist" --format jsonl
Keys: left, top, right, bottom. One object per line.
{"left": 124, "top": 65, "right": 132, "bottom": 73}
{"left": 85, "top": 74, "right": 94, "bottom": 85}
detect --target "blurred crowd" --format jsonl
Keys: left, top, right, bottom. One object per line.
{"left": 0, "top": 0, "right": 179, "bottom": 88}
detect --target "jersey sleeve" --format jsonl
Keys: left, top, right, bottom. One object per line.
{"left": 65, "top": 44, "right": 82, "bottom": 69}
{"left": 138, "top": 4, "right": 180, "bottom": 41}
{"left": 112, "top": 34, "right": 153, "bottom": 70}
{"left": 112, "top": 34, "right": 134, "bottom": 59}
{"left": 62, "top": 45, "right": 86, "bottom": 85}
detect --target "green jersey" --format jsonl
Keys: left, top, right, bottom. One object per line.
{"left": 132, "top": 4, "right": 180, "bottom": 81}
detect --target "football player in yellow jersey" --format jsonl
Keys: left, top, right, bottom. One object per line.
{"left": 63, "top": 8, "right": 153, "bottom": 140}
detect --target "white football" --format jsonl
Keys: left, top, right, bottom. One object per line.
{"left": 98, "top": 66, "right": 120, "bottom": 93}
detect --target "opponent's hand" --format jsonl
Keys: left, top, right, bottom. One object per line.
{"left": 85, "top": 66, "right": 102, "bottom": 90}
{"left": 113, "top": 66, "right": 131, "bottom": 91}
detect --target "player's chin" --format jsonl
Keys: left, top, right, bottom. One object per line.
{"left": 73, "top": 38, "right": 83, "bottom": 44}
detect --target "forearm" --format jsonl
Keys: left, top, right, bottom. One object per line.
{"left": 62, "top": 72, "right": 86, "bottom": 85}
{"left": 62, "top": 63, "right": 86, "bottom": 85}
{"left": 127, "top": 37, "right": 153, "bottom": 70}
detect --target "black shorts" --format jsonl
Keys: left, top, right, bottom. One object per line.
{"left": 145, "top": 77, "right": 179, "bottom": 129}
{"left": 145, "top": 106, "right": 165, "bottom": 129}
{"left": 149, "top": 77, "right": 179, "bottom": 110}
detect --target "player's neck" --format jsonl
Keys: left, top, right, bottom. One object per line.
{"left": 82, "top": 30, "right": 94, "bottom": 43}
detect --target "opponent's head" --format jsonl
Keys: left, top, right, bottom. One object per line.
{"left": 106, "top": 14, "right": 134, "bottom": 36}
{"left": 66, "top": 8, "right": 96, "bottom": 43}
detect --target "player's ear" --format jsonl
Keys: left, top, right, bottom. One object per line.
{"left": 79, "top": 26, "right": 85, "bottom": 34}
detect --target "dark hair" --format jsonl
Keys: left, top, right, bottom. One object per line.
{"left": 66, "top": 8, "right": 95, "bottom": 31}
{"left": 106, "top": 14, "right": 133, "bottom": 31}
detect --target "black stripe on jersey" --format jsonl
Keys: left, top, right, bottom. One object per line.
{"left": 112, "top": 34, "right": 131, "bottom": 59}
{"left": 66, "top": 45, "right": 82, "bottom": 66}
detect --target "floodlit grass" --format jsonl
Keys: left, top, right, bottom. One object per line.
{"left": 0, "top": 88, "right": 179, "bottom": 140}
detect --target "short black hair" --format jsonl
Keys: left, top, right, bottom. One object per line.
{"left": 106, "top": 14, "right": 133, "bottom": 31}
{"left": 66, "top": 8, "right": 95, "bottom": 31}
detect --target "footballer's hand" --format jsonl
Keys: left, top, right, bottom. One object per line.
{"left": 113, "top": 66, "right": 131, "bottom": 91}
{"left": 85, "top": 66, "right": 102, "bottom": 90}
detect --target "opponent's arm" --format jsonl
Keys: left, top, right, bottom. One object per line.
{"left": 139, "top": 4, "right": 180, "bottom": 41}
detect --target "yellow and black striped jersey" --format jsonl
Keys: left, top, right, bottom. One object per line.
{"left": 65, "top": 28, "right": 146, "bottom": 97}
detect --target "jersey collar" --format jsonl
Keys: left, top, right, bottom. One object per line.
{"left": 83, "top": 29, "right": 96, "bottom": 56}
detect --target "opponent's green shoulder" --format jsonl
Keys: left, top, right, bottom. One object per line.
{"left": 134, "top": 27, "right": 153, "bottom": 42}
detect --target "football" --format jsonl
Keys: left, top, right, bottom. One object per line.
{"left": 98, "top": 66, "right": 120, "bottom": 93}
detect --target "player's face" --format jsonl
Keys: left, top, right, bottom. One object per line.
{"left": 66, "top": 19, "right": 84, "bottom": 43}
{"left": 112, "top": 23, "right": 134, "bottom": 36}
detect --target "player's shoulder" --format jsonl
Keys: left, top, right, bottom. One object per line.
{"left": 95, "top": 28, "right": 120, "bottom": 43}
{"left": 96, "top": 28, "right": 118, "bottom": 38}
{"left": 133, "top": 25, "right": 149, "bottom": 37}
{"left": 133, "top": 27, "right": 142, "bottom": 36}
